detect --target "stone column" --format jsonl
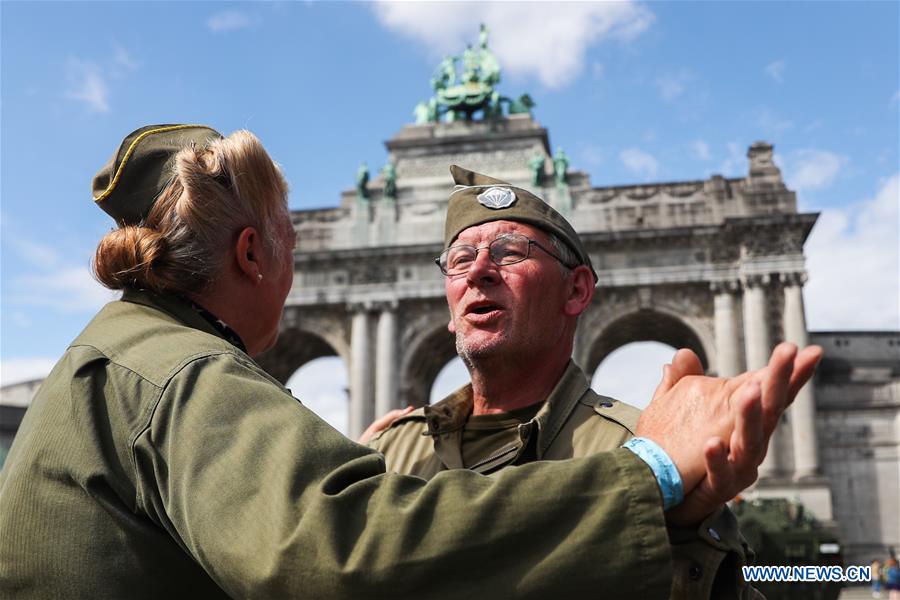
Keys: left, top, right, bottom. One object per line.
{"left": 742, "top": 274, "right": 781, "bottom": 477}
{"left": 712, "top": 280, "right": 741, "bottom": 377}
{"left": 349, "top": 304, "right": 374, "bottom": 439}
{"left": 782, "top": 272, "right": 820, "bottom": 479}
{"left": 375, "top": 301, "right": 399, "bottom": 418}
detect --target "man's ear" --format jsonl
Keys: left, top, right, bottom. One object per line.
{"left": 564, "top": 265, "right": 595, "bottom": 317}
{"left": 234, "top": 226, "right": 263, "bottom": 283}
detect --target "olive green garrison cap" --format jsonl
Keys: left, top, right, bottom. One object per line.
{"left": 92, "top": 124, "right": 223, "bottom": 224}
{"left": 445, "top": 165, "right": 597, "bottom": 282}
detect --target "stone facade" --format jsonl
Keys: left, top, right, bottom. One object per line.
{"left": 810, "top": 332, "right": 900, "bottom": 565}
{"left": 2, "top": 115, "right": 897, "bottom": 566}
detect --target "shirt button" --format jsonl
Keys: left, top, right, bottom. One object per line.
{"left": 689, "top": 564, "right": 703, "bottom": 581}
{"left": 599, "top": 400, "right": 614, "bottom": 408}
{"left": 707, "top": 527, "right": 721, "bottom": 541}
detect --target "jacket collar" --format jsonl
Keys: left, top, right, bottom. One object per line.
{"left": 424, "top": 360, "right": 591, "bottom": 463}
{"left": 120, "top": 289, "right": 247, "bottom": 353}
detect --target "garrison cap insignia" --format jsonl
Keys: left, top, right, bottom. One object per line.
{"left": 477, "top": 187, "right": 516, "bottom": 209}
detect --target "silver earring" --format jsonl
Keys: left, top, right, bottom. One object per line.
{"left": 257, "top": 274, "right": 263, "bottom": 281}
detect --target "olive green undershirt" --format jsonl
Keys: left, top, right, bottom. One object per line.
{"left": 461, "top": 402, "right": 542, "bottom": 468}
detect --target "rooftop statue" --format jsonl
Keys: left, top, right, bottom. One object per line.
{"left": 382, "top": 161, "right": 397, "bottom": 200}
{"left": 507, "top": 93, "right": 535, "bottom": 115}
{"left": 528, "top": 152, "right": 545, "bottom": 187}
{"left": 431, "top": 56, "right": 457, "bottom": 92}
{"left": 553, "top": 148, "right": 569, "bottom": 186}
{"left": 356, "top": 162, "right": 369, "bottom": 201}
{"left": 413, "top": 24, "right": 532, "bottom": 123}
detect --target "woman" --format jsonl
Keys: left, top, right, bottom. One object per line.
{"left": 0, "top": 124, "right": 680, "bottom": 598}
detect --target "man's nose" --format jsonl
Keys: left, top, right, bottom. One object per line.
{"left": 466, "top": 249, "right": 500, "bottom": 286}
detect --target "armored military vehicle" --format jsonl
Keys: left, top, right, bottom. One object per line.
{"left": 732, "top": 497, "right": 843, "bottom": 600}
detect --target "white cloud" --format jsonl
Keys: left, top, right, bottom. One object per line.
{"left": 891, "top": 90, "right": 900, "bottom": 106}
{"left": 1, "top": 358, "right": 58, "bottom": 388}
{"left": 765, "top": 59, "right": 786, "bottom": 83}
{"left": 5, "top": 233, "right": 60, "bottom": 269}
{"left": 62, "top": 45, "right": 138, "bottom": 112}
{"left": 112, "top": 43, "right": 139, "bottom": 73}
{"left": 10, "top": 312, "right": 30, "bottom": 327}
{"left": 655, "top": 70, "right": 692, "bottom": 102}
{"left": 15, "top": 266, "right": 116, "bottom": 313}
{"left": 372, "top": 2, "right": 654, "bottom": 89}
{"left": 805, "top": 174, "right": 900, "bottom": 330}
{"left": 719, "top": 141, "right": 745, "bottom": 176}
{"left": 691, "top": 140, "right": 712, "bottom": 161}
{"left": 64, "top": 58, "right": 109, "bottom": 112}
{"left": 206, "top": 10, "right": 260, "bottom": 33}
{"left": 805, "top": 120, "right": 824, "bottom": 133}
{"left": 3, "top": 226, "right": 115, "bottom": 314}
{"left": 786, "top": 149, "right": 845, "bottom": 192}
{"left": 578, "top": 143, "right": 607, "bottom": 167}
{"left": 756, "top": 107, "right": 793, "bottom": 135}
{"left": 620, "top": 147, "right": 659, "bottom": 179}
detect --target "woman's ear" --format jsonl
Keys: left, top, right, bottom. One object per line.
{"left": 234, "top": 226, "right": 263, "bottom": 284}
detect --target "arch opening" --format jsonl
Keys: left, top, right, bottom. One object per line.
{"left": 430, "top": 357, "right": 469, "bottom": 404}
{"left": 286, "top": 356, "right": 349, "bottom": 435}
{"left": 400, "top": 324, "right": 458, "bottom": 407}
{"left": 591, "top": 342, "right": 678, "bottom": 410}
{"left": 258, "top": 327, "right": 343, "bottom": 383}
{"left": 584, "top": 309, "right": 711, "bottom": 410}
{"left": 585, "top": 309, "right": 709, "bottom": 376}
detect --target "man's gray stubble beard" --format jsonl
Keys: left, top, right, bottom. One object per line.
{"left": 455, "top": 326, "right": 516, "bottom": 372}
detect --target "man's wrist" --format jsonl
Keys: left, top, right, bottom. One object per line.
{"left": 622, "top": 437, "right": 684, "bottom": 511}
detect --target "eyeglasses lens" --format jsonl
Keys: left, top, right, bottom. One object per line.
{"left": 440, "top": 235, "right": 531, "bottom": 275}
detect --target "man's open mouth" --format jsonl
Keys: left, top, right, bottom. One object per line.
{"left": 470, "top": 304, "right": 501, "bottom": 315}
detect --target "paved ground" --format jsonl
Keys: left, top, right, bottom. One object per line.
{"left": 839, "top": 585, "right": 878, "bottom": 599}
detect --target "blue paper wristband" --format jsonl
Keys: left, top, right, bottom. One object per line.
{"left": 623, "top": 437, "right": 684, "bottom": 511}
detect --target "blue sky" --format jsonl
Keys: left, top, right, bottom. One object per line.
{"left": 2, "top": 2, "right": 898, "bottom": 429}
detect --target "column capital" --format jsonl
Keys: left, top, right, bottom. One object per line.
{"left": 346, "top": 300, "right": 374, "bottom": 313}
{"left": 742, "top": 273, "right": 771, "bottom": 288}
{"left": 710, "top": 279, "right": 741, "bottom": 294}
{"left": 779, "top": 271, "right": 808, "bottom": 287}
{"left": 372, "top": 299, "right": 399, "bottom": 312}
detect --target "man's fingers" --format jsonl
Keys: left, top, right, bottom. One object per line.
{"left": 702, "top": 437, "right": 730, "bottom": 497}
{"left": 760, "top": 342, "right": 797, "bottom": 432}
{"left": 652, "top": 364, "right": 674, "bottom": 401}
{"left": 787, "top": 345, "right": 823, "bottom": 399}
{"left": 671, "top": 348, "right": 704, "bottom": 379}
{"left": 728, "top": 380, "right": 764, "bottom": 487}
{"left": 652, "top": 348, "right": 704, "bottom": 401}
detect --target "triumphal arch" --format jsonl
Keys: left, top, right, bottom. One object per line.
{"left": 257, "top": 29, "right": 828, "bottom": 519}
{"left": 261, "top": 116, "right": 822, "bottom": 486}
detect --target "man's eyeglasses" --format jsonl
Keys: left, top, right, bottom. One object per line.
{"left": 435, "top": 232, "right": 576, "bottom": 276}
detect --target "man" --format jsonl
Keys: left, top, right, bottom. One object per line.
{"left": 369, "top": 165, "right": 821, "bottom": 598}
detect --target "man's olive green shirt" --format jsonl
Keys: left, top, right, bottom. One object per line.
{"left": 370, "top": 361, "right": 761, "bottom": 600}
{"left": 1, "top": 292, "right": 679, "bottom": 599}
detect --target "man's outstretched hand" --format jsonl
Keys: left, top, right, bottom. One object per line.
{"left": 636, "top": 342, "right": 822, "bottom": 526}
